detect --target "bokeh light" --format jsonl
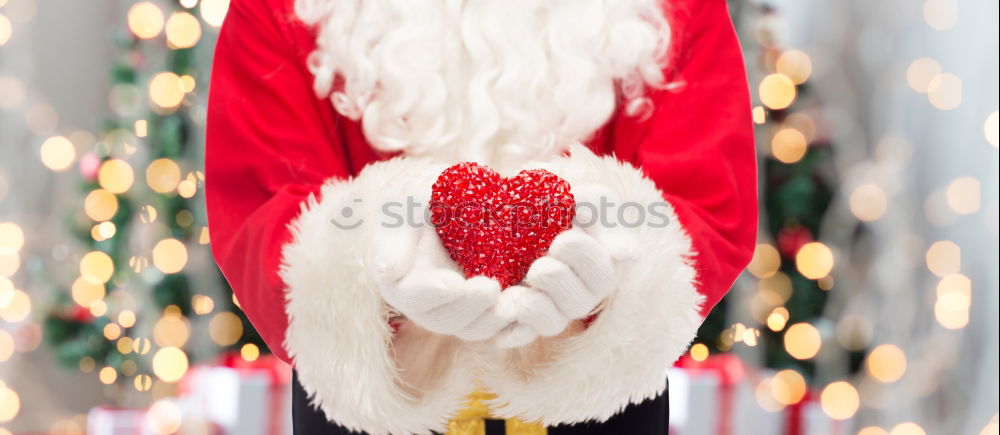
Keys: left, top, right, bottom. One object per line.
{"left": 795, "top": 242, "right": 834, "bottom": 279}
{"left": 759, "top": 73, "right": 796, "bottom": 110}
{"left": 945, "top": 177, "right": 981, "bottom": 215}
{"left": 689, "top": 343, "right": 709, "bottom": 362}
{"left": 0, "top": 223, "right": 24, "bottom": 255}
{"left": 771, "top": 369, "right": 807, "bottom": 405}
{"left": 820, "top": 381, "right": 859, "bottom": 420}
{"left": 209, "top": 311, "right": 243, "bottom": 346}
{"left": 152, "top": 238, "right": 188, "bottom": 274}
{"left": 775, "top": 50, "right": 812, "bottom": 84}
{"left": 127, "top": 2, "right": 165, "bottom": 39}
{"left": 200, "top": 0, "right": 230, "bottom": 27}
{"left": 771, "top": 128, "right": 808, "bottom": 163}
{"left": 867, "top": 344, "right": 908, "bottom": 383}
{"left": 146, "top": 159, "right": 182, "bottom": 193}
{"left": 149, "top": 72, "right": 186, "bottom": 110}
{"left": 784, "top": 322, "right": 821, "bottom": 360}
{"left": 80, "top": 251, "right": 114, "bottom": 284}
{"left": 98, "top": 159, "right": 135, "bottom": 194}
{"left": 240, "top": 343, "right": 260, "bottom": 362}
{"left": 906, "top": 58, "right": 941, "bottom": 93}
{"left": 84, "top": 189, "right": 119, "bottom": 222}
{"left": 927, "top": 73, "right": 962, "bottom": 110}
{"left": 0, "top": 289, "right": 31, "bottom": 323}
{"left": 0, "top": 385, "right": 20, "bottom": 422}
{"left": 152, "top": 347, "right": 189, "bottom": 383}
{"left": 850, "top": 184, "right": 888, "bottom": 222}
{"left": 923, "top": 0, "right": 957, "bottom": 30}
{"left": 39, "top": 136, "right": 76, "bottom": 172}
{"left": 986, "top": 111, "right": 999, "bottom": 147}
{"left": 925, "top": 240, "right": 961, "bottom": 277}
{"left": 165, "top": 12, "right": 201, "bottom": 49}
{"left": 146, "top": 399, "right": 183, "bottom": 434}
{"left": 71, "top": 277, "right": 105, "bottom": 308}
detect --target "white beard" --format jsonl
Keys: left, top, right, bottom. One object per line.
{"left": 295, "top": 0, "right": 671, "bottom": 170}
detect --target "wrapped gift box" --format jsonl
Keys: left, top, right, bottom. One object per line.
{"left": 180, "top": 354, "right": 293, "bottom": 435}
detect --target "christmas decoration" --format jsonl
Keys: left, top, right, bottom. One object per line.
{"left": 39, "top": 0, "right": 266, "bottom": 396}
{"left": 431, "top": 162, "right": 576, "bottom": 288}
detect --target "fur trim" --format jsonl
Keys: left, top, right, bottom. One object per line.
{"left": 281, "top": 156, "right": 477, "bottom": 435}
{"left": 476, "top": 145, "right": 704, "bottom": 425}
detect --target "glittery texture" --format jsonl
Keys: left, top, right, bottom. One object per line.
{"left": 431, "top": 162, "right": 576, "bottom": 288}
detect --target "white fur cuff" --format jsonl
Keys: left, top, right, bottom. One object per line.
{"left": 280, "top": 156, "right": 476, "bottom": 435}
{"left": 478, "top": 145, "right": 705, "bottom": 425}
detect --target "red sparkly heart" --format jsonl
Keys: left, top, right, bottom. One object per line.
{"left": 430, "top": 162, "right": 576, "bottom": 288}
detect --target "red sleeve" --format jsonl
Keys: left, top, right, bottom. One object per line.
{"left": 609, "top": 0, "right": 757, "bottom": 316}
{"left": 205, "top": 0, "right": 350, "bottom": 363}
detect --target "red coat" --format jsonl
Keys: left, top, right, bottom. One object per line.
{"left": 206, "top": 0, "right": 756, "bottom": 366}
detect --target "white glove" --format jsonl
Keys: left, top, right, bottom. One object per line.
{"left": 372, "top": 224, "right": 514, "bottom": 341}
{"left": 494, "top": 184, "right": 637, "bottom": 348}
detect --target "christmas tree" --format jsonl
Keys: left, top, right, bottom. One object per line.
{"left": 40, "top": 0, "right": 265, "bottom": 398}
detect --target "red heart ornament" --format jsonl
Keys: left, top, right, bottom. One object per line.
{"left": 430, "top": 162, "right": 576, "bottom": 288}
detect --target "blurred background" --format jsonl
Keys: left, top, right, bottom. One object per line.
{"left": 0, "top": 0, "right": 997, "bottom": 434}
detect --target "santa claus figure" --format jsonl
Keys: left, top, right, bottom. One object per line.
{"left": 205, "top": 0, "right": 756, "bottom": 433}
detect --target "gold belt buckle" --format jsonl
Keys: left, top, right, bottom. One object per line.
{"left": 446, "top": 390, "right": 547, "bottom": 435}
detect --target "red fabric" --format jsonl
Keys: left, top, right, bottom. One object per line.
{"left": 206, "top": 0, "right": 756, "bottom": 365}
